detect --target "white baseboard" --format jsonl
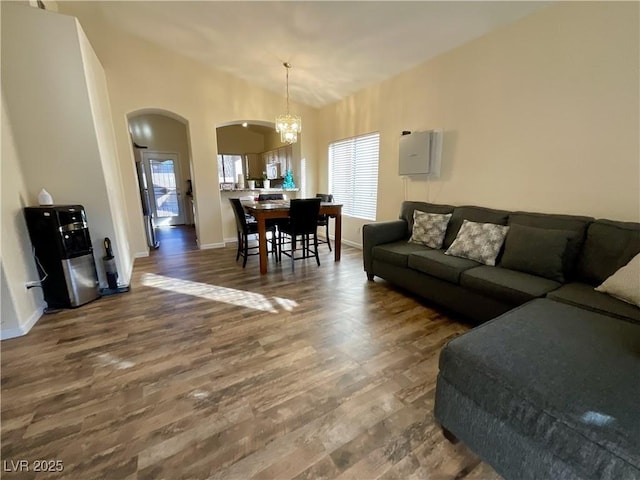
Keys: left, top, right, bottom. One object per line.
{"left": 199, "top": 242, "right": 226, "bottom": 250}
{"left": 123, "top": 254, "right": 136, "bottom": 285}
{"left": 340, "top": 238, "right": 362, "bottom": 249}
{"left": 1, "top": 302, "right": 45, "bottom": 340}
{"left": 1, "top": 327, "right": 25, "bottom": 341}
{"left": 134, "top": 251, "right": 149, "bottom": 258}
{"left": 224, "top": 237, "right": 238, "bottom": 245}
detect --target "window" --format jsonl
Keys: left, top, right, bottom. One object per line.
{"left": 328, "top": 132, "right": 380, "bottom": 221}
{"left": 300, "top": 157, "right": 307, "bottom": 197}
{"left": 217, "top": 154, "right": 244, "bottom": 183}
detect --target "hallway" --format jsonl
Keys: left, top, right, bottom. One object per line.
{"left": 150, "top": 225, "right": 198, "bottom": 257}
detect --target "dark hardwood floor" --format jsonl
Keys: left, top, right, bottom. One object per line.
{"left": 1, "top": 243, "right": 499, "bottom": 479}
{"left": 151, "top": 225, "right": 198, "bottom": 257}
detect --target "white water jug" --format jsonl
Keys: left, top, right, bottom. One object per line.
{"left": 38, "top": 188, "right": 53, "bottom": 206}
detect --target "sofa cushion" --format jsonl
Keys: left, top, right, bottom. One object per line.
{"left": 576, "top": 219, "right": 640, "bottom": 285}
{"left": 437, "top": 298, "right": 640, "bottom": 480}
{"left": 399, "top": 201, "right": 455, "bottom": 238}
{"left": 501, "top": 224, "right": 576, "bottom": 282}
{"left": 371, "top": 241, "right": 429, "bottom": 268}
{"left": 547, "top": 282, "right": 640, "bottom": 324}
{"left": 508, "top": 212, "right": 593, "bottom": 278}
{"left": 408, "top": 249, "right": 480, "bottom": 284}
{"left": 461, "top": 266, "right": 561, "bottom": 305}
{"left": 443, "top": 206, "right": 510, "bottom": 249}
{"left": 595, "top": 253, "right": 640, "bottom": 307}
{"left": 445, "top": 220, "right": 510, "bottom": 266}
{"left": 408, "top": 211, "right": 452, "bottom": 248}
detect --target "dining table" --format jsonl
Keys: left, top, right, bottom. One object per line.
{"left": 242, "top": 199, "right": 343, "bottom": 274}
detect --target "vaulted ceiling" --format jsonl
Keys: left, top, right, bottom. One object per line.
{"left": 58, "top": 1, "right": 549, "bottom": 108}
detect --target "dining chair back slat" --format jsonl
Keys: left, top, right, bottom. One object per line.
{"left": 289, "top": 198, "right": 322, "bottom": 235}
{"left": 278, "top": 198, "right": 322, "bottom": 269}
{"left": 258, "top": 193, "right": 284, "bottom": 201}
{"left": 230, "top": 198, "right": 252, "bottom": 235}
{"left": 315, "top": 193, "right": 334, "bottom": 251}
{"left": 229, "top": 198, "right": 275, "bottom": 267}
{"left": 258, "top": 193, "right": 287, "bottom": 230}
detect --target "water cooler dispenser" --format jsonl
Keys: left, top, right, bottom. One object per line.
{"left": 24, "top": 205, "right": 100, "bottom": 308}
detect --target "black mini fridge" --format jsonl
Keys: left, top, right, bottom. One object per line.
{"left": 24, "top": 205, "right": 100, "bottom": 308}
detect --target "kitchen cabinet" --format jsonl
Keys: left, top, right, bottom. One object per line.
{"left": 261, "top": 145, "right": 292, "bottom": 179}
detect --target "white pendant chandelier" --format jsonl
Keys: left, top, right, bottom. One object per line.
{"left": 275, "top": 62, "right": 301, "bottom": 144}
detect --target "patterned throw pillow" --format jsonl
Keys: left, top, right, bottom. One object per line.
{"left": 595, "top": 253, "right": 640, "bottom": 307}
{"left": 445, "top": 220, "right": 510, "bottom": 266}
{"left": 409, "top": 211, "right": 452, "bottom": 249}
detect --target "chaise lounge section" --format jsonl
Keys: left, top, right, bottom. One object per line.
{"left": 435, "top": 299, "right": 640, "bottom": 479}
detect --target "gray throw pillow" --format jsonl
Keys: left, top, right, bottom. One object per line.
{"left": 501, "top": 224, "right": 576, "bottom": 282}
{"left": 445, "top": 220, "right": 510, "bottom": 266}
{"left": 409, "top": 211, "right": 452, "bottom": 248}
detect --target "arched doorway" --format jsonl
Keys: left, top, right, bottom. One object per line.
{"left": 128, "top": 109, "right": 197, "bottom": 256}
{"left": 215, "top": 120, "right": 302, "bottom": 189}
{"left": 215, "top": 120, "right": 305, "bottom": 244}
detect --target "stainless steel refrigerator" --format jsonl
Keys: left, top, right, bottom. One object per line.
{"left": 136, "top": 161, "right": 159, "bottom": 249}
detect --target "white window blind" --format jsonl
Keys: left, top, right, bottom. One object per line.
{"left": 329, "top": 132, "right": 380, "bottom": 221}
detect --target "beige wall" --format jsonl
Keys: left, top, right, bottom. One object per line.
{"left": 129, "top": 113, "right": 194, "bottom": 224}
{"left": 263, "top": 130, "right": 287, "bottom": 152}
{"left": 1, "top": 266, "right": 19, "bottom": 336}
{"left": 2, "top": 3, "right": 133, "bottom": 283}
{"left": 28, "top": 0, "right": 58, "bottom": 12}
{"left": 1, "top": 93, "right": 46, "bottom": 338}
{"left": 317, "top": 2, "right": 640, "bottom": 247}
{"left": 217, "top": 125, "right": 264, "bottom": 154}
{"left": 78, "top": 23, "right": 133, "bottom": 281}
{"left": 33, "top": 2, "right": 636, "bottom": 258}
{"left": 1, "top": 2, "right": 134, "bottom": 337}
{"left": 57, "top": 2, "right": 319, "bottom": 253}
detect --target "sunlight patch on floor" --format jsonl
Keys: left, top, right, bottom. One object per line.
{"left": 581, "top": 411, "right": 615, "bottom": 427}
{"left": 189, "top": 389, "right": 210, "bottom": 400}
{"left": 95, "top": 353, "right": 135, "bottom": 370}
{"left": 141, "top": 273, "right": 299, "bottom": 313}
{"left": 273, "top": 296, "right": 298, "bottom": 312}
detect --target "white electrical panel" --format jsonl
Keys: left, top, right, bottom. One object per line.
{"left": 398, "top": 129, "right": 442, "bottom": 178}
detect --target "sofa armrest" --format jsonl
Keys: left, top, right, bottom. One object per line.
{"left": 362, "top": 220, "right": 408, "bottom": 274}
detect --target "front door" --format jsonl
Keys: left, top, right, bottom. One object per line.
{"left": 141, "top": 151, "right": 185, "bottom": 226}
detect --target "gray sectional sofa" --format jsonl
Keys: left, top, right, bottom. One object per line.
{"left": 363, "top": 201, "right": 640, "bottom": 324}
{"left": 362, "top": 201, "right": 640, "bottom": 479}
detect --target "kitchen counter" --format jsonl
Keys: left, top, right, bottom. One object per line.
{"left": 219, "top": 188, "right": 299, "bottom": 242}
{"left": 220, "top": 188, "right": 299, "bottom": 193}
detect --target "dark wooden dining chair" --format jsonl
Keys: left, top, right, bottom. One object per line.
{"left": 229, "top": 198, "right": 276, "bottom": 268}
{"left": 257, "top": 193, "right": 284, "bottom": 201}
{"left": 257, "top": 193, "right": 288, "bottom": 232}
{"left": 315, "top": 193, "right": 334, "bottom": 252}
{"left": 277, "top": 198, "right": 322, "bottom": 270}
